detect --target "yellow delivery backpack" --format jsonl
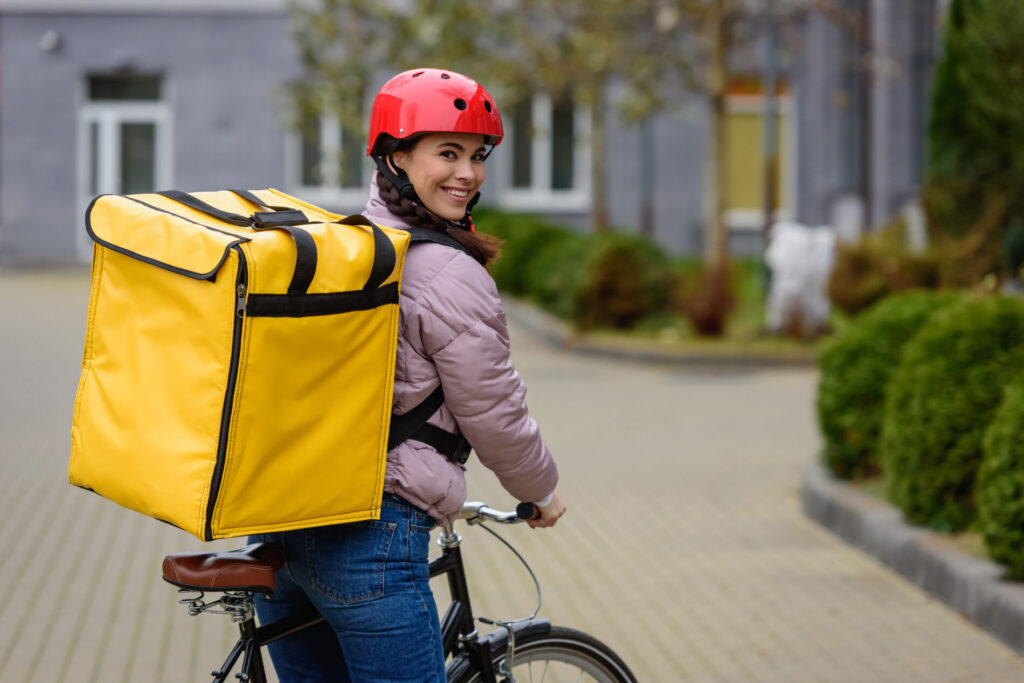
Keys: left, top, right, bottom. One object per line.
{"left": 69, "top": 188, "right": 412, "bottom": 540}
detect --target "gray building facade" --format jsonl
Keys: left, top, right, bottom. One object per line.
{"left": 796, "top": 0, "right": 941, "bottom": 235}
{"left": 0, "top": 0, "right": 941, "bottom": 265}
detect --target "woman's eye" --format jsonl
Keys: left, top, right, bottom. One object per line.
{"left": 472, "top": 154, "right": 486, "bottom": 162}
{"left": 440, "top": 150, "right": 457, "bottom": 159}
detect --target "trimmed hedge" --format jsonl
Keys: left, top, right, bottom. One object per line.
{"left": 483, "top": 214, "right": 570, "bottom": 296}
{"left": 827, "top": 224, "right": 942, "bottom": 316}
{"left": 521, "top": 230, "right": 591, "bottom": 321}
{"left": 572, "top": 233, "right": 674, "bottom": 330}
{"left": 816, "top": 290, "right": 961, "bottom": 479}
{"left": 879, "top": 295, "right": 1024, "bottom": 531}
{"left": 479, "top": 211, "right": 677, "bottom": 331}
{"left": 977, "top": 374, "right": 1024, "bottom": 578}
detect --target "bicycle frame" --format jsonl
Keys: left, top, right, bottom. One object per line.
{"left": 210, "top": 513, "right": 550, "bottom": 683}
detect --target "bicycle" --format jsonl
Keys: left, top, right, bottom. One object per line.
{"left": 162, "top": 500, "right": 636, "bottom": 682}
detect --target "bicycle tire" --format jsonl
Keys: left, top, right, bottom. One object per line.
{"left": 448, "top": 626, "right": 637, "bottom": 683}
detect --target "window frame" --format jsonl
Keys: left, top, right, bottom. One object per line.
{"left": 494, "top": 92, "right": 591, "bottom": 213}
{"left": 284, "top": 112, "right": 373, "bottom": 210}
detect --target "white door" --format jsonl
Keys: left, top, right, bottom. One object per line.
{"left": 77, "top": 83, "right": 172, "bottom": 259}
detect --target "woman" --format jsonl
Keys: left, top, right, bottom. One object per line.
{"left": 254, "top": 68, "right": 566, "bottom": 682}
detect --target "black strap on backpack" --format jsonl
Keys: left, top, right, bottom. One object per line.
{"left": 388, "top": 385, "right": 471, "bottom": 464}
{"left": 387, "top": 228, "right": 473, "bottom": 464}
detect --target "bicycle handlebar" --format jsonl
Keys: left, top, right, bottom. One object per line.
{"left": 459, "top": 501, "right": 536, "bottom": 525}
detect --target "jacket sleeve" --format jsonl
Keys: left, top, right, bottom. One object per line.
{"left": 414, "top": 253, "right": 559, "bottom": 503}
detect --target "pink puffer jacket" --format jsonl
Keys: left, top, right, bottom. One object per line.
{"left": 363, "top": 175, "right": 558, "bottom": 525}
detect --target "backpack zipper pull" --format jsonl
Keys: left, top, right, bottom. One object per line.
{"left": 236, "top": 283, "right": 247, "bottom": 318}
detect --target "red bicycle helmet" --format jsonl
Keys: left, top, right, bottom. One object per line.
{"left": 368, "top": 68, "right": 504, "bottom": 156}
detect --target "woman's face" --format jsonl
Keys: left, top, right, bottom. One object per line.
{"left": 393, "top": 132, "right": 488, "bottom": 221}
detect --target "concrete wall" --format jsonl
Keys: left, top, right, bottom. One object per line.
{"left": 0, "top": 11, "right": 297, "bottom": 264}
{"left": 604, "top": 84, "right": 710, "bottom": 255}
{"left": 794, "top": 0, "right": 938, "bottom": 233}
{"left": 868, "top": 0, "right": 936, "bottom": 226}
{"left": 794, "top": 10, "right": 857, "bottom": 227}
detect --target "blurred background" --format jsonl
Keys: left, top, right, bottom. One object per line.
{"left": 4, "top": 1, "right": 1024, "bottom": 681}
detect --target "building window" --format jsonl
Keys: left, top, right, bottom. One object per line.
{"left": 288, "top": 113, "right": 372, "bottom": 209}
{"left": 77, "top": 73, "right": 172, "bottom": 258}
{"left": 723, "top": 80, "right": 794, "bottom": 230}
{"left": 87, "top": 74, "right": 162, "bottom": 101}
{"left": 496, "top": 92, "right": 590, "bottom": 212}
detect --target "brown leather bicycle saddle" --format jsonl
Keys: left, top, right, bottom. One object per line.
{"left": 162, "top": 543, "right": 284, "bottom": 594}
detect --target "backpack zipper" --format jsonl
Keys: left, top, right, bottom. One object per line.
{"left": 205, "top": 247, "right": 248, "bottom": 540}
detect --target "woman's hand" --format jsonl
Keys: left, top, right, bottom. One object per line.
{"left": 527, "top": 492, "right": 566, "bottom": 529}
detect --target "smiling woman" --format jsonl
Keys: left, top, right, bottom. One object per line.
{"left": 249, "top": 68, "right": 567, "bottom": 683}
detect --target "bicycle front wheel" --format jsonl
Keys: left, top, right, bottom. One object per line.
{"left": 449, "top": 626, "right": 636, "bottom": 683}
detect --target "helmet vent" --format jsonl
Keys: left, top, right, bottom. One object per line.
{"left": 484, "top": 100, "right": 493, "bottom": 113}
{"left": 453, "top": 98, "right": 468, "bottom": 111}
{"left": 412, "top": 71, "right": 425, "bottom": 77}
{"left": 440, "top": 73, "right": 451, "bottom": 79}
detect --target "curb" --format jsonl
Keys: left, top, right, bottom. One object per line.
{"left": 502, "top": 298, "right": 817, "bottom": 368}
{"left": 801, "top": 463, "right": 1024, "bottom": 655}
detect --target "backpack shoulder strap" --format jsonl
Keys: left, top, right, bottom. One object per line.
{"left": 404, "top": 227, "right": 471, "bottom": 256}
{"left": 386, "top": 228, "right": 474, "bottom": 464}
{"left": 388, "top": 384, "right": 471, "bottom": 464}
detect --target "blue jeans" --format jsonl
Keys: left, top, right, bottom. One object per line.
{"left": 250, "top": 495, "right": 445, "bottom": 683}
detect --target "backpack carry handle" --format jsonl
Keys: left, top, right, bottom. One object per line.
{"left": 159, "top": 190, "right": 317, "bottom": 296}
{"left": 331, "top": 214, "right": 397, "bottom": 292}
{"left": 231, "top": 191, "right": 397, "bottom": 294}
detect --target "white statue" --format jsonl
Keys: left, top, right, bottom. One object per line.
{"left": 765, "top": 221, "right": 836, "bottom": 337}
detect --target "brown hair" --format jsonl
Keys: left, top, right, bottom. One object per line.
{"left": 377, "top": 138, "right": 502, "bottom": 267}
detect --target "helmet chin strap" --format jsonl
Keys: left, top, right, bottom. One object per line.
{"left": 373, "top": 151, "right": 419, "bottom": 202}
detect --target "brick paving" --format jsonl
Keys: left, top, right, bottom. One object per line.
{"left": 2, "top": 269, "right": 1023, "bottom": 682}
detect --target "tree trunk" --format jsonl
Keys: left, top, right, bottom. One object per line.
{"left": 706, "top": 0, "right": 730, "bottom": 270}
{"left": 591, "top": 87, "right": 609, "bottom": 233}
{"left": 639, "top": 115, "right": 656, "bottom": 238}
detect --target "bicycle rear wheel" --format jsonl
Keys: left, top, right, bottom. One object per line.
{"left": 449, "top": 626, "right": 636, "bottom": 683}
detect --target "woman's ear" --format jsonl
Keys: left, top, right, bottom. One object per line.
{"left": 391, "top": 151, "right": 407, "bottom": 171}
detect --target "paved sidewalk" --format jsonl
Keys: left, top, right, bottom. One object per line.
{"left": 2, "top": 269, "right": 1023, "bottom": 682}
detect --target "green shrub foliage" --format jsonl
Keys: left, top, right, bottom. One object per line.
{"left": 817, "top": 290, "right": 961, "bottom": 479}
{"left": 926, "top": 0, "right": 1024, "bottom": 273}
{"left": 827, "top": 223, "right": 942, "bottom": 316}
{"left": 880, "top": 295, "right": 1024, "bottom": 531}
{"left": 572, "top": 233, "right": 674, "bottom": 330}
{"left": 521, "top": 230, "right": 591, "bottom": 320}
{"left": 482, "top": 214, "right": 568, "bottom": 296}
{"left": 977, "top": 375, "right": 1024, "bottom": 579}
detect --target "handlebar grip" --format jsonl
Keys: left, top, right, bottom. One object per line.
{"left": 516, "top": 502, "right": 538, "bottom": 520}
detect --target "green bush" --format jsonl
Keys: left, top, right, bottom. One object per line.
{"left": 879, "top": 295, "right": 1024, "bottom": 531}
{"left": 521, "top": 230, "right": 591, "bottom": 320}
{"left": 572, "top": 232, "right": 675, "bottom": 330}
{"left": 479, "top": 212, "right": 568, "bottom": 296}
{"left": 816, "top": 290, "right": 961, "bottom": 479}
{"left": 926, "top": 0, "right": 1024, "bottom": 265}
{"left": 679, "top": 262, "right": 735, "bottom": 337}
{"left": 827, "top": 223, "right": 941, "bottom": 316}
{"left": 480, "top": 209, "right": 764, "bottom": 335}
{"left": 977, "top": 375, "right": 1024, "bottom": 578}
